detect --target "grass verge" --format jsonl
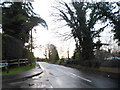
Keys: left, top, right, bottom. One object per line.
{"left": 64, "top": 64, "right": 120, "bottom": 74}
{"left": 2, "top": 62, "right": 35, "bottom": 75}
{"left": 99, "top": 67, "right": 120, "bottom": 73}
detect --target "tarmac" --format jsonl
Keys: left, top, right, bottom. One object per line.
{"left": 1, "top": 62, "right": 119, "bottom": 84}
{"left": 1, "top": 62, "right": 119, "bottom": 88}
{"left": 1, "top": 63, "right": 43, "bottom": 83}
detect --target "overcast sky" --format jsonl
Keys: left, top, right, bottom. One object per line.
{"left": 31, "top": 0, "right": 119, "bottom": 58}
{"left": 0, "top": 0, "right": 119, "bottom": 58}
{"left": 32, "top": 0, "right": 76, "bottom": 58}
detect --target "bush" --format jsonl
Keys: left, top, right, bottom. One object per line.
{"left": 101, "top": 60, "right": 120, "bottom": 68}
{"left": 66, "top": 59, "right": 80, "bottom": 65}
{"left": 2, "top": 34, "right": 24, "bottom": 59}
{"left": 28, "top": 52, "right": 35, "bottom": 63}
{"left": 66, "top": 58, "right": 102, "bottom": 68}
{"left": 66, "top": 60, "right": 73, "bottom": 64}
{"left": 81, "top": 59, "right": 102, "bottom": 68}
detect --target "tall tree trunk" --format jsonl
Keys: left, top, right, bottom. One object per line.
{"left": 82, "top": 35, "right": 93, "bottom": 60}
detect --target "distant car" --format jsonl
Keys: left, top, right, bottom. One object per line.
{"left": 104, "top": 57, "right": 120, "bottom": 60}
{"left": 114, "top": 57, "right": 120, "bottom": 60}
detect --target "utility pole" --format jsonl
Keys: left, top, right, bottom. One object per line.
{"left": 67, "top": 48, "right": 70, "bottom": 60}
{"left": 30, "top": 29, "right": 32, "bottom": 66}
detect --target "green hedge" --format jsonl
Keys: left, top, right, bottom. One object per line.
{"left": 2, "top": 34, "right": 24, "bottom": 59}
{"left": 101, "top": 60, "right": 120, "bottom": 68}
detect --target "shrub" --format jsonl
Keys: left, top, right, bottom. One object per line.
{"left": 101, "top": 60, "right": 120, "bottom": 68}
{"left": 2, "top": 34, "right": 24, "bottom": 59}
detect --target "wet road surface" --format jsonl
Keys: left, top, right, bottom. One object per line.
{"left": 2, "top": 62, "right": 119, "bottom": 88}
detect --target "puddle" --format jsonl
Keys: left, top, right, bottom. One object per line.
{"left": 46, "top": 79, "right": 49, "bottom": 81}
{"left": 29, "top": 83, "right": 34, "bottom": 86}
{"left": 32, "top": 76, "right": 40, "bottom": 79}
{"left": 49, "top": 72, "right": 54, "bottom": 76}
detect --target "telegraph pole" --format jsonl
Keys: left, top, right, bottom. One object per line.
{"left": 30, "top": 29, "right": 32, "bottom": 66}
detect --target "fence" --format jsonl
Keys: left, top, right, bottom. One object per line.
{"left": 1, "top": 59, "right": 29, "bottom": 73}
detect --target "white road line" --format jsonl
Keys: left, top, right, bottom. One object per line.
{"left": 49, "top": 84, "right": 54, "bottom": 88}
{"left": 70, "top": 73, "right": 92, "bottom": 83}
{"left": 38, "top": 63, "right": 54, "bottom": 88}
{"left": 38, "top": 63, "right": 46, "bottom": 72}
{"left": 39, "top": 63, "right": 92, "bottom": 83}
{"left": 57, "top": 68, "right": 92, "bottom": 83}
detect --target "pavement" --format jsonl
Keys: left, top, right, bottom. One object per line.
{"left": 1, "top": 63, "right": 43, "bottom": 83}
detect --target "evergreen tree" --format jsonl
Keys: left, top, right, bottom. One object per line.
{"left": 1, "top": 2, "right": 47, "bottom": 60}
{"left": 2, "top": 2, "right": 47, "bottom": 44}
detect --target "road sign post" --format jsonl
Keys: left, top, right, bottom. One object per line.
{"left": 0, "top": 63, "right": 9, "bottom": 73}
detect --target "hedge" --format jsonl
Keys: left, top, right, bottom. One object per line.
{"left": 2, "top": 34, "right": 24, "bottom": 59}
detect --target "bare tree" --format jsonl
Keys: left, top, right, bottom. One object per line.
{"left": 51, "top": 1, "right": 108, "bottom": 60}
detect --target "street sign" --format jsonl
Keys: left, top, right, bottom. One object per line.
{"left": 0, "top": 63, "right": 8, "bottom": 67}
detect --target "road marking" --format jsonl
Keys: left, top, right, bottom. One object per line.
{"left": 38, "top": 63, "right": 46, "bottom": 72}
{"left": 50, "top": 84, "right": 53, "bottom": 88}
{"left": 38, "top": 63, "right": 54, "bottom": 88}
{"left": 56, "top": 68, "right": 92, "bottom": 83}
{"left": 70, "top": 73, "right": 92, "bottom": 83}
{"left": 39, "top": 62, "right": 92, "bottom": 83}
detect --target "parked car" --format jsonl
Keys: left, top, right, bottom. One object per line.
{"left": 104, "top": 57, "right": 120, "bottom": 60}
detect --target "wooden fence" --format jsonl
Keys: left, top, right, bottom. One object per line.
{"left": 1, "top": 59, "right": 29, "bottom": 73}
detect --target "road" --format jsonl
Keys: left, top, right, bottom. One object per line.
{"left": 2, "top": 62, "right": 119, "bottom": 88}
